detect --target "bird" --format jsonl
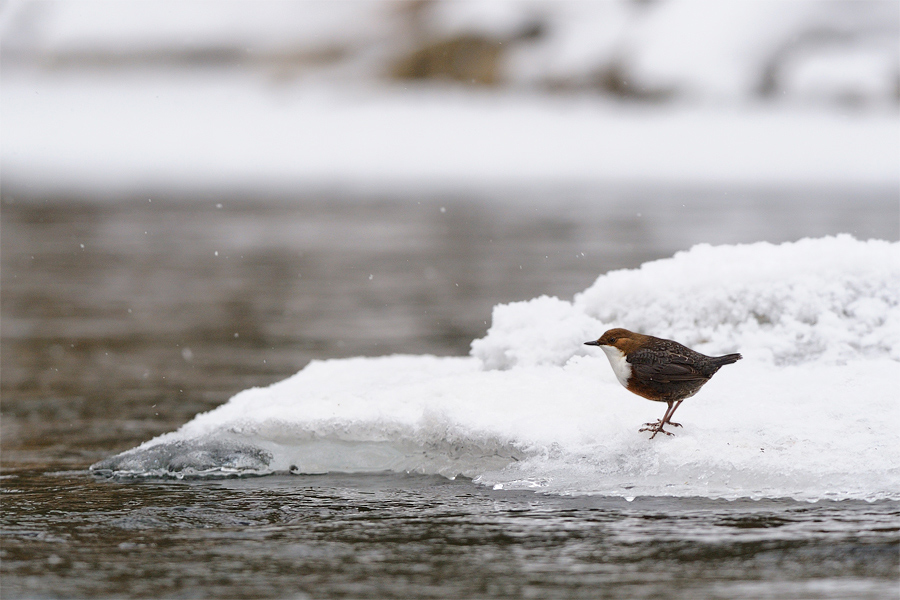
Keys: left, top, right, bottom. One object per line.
{"left": 584, "top": 328, "right": 741, "bottom": 439}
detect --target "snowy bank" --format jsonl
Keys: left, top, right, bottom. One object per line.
{"left": 92, "top": 235, "right": 900, "bottom": 501}
{"left": 3, "top": 73, "right": 897, "bottom": 192}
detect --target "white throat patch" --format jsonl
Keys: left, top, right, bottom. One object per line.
{"left": 599, "top": 345, "right": 631, "bottom": 388}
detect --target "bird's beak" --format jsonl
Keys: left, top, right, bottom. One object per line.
{"left": 584, "top": 340, "right": 600, "bottom": 346}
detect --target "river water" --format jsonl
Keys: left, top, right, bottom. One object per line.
{"left": 2, "top": 184, "right": 898, "bottom": 599}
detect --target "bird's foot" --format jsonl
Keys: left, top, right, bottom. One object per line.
{"left": 639, "top": 420, "right": 676, "bottom": 439}
{"left": 641, "top": 420, "right": 682, "bottom": 428}
{"left": 649, "top": 428, "right": 674, "bottom": 439}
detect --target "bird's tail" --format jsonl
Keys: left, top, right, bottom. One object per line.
{"left": 713, "top": 353, "right": 742, "bottom": 366}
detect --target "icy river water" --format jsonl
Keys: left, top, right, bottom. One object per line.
{"left": 2, "top": 184, "right": 898, "bottom": 599}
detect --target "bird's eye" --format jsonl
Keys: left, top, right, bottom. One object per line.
{"left": 608, "top": 337, "right": 617, "bottom": 344}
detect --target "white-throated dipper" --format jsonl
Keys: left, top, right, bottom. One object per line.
{"left": 585, "top": 328, "right": 741, "bottom": 439}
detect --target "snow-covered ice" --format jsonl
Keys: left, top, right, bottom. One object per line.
{"left": 93, "top": 235, "right": 900, "bottom": 502}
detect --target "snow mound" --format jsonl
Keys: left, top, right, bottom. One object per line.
{"left": 472, "top": 235, "right": 900, "bottom": 368}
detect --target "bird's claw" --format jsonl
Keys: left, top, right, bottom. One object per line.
{"left": 639, "top": 426, "right": 675, "bottom": 437}
{"left": 641, "top": 420, "right": 681, "bottom": 429}
{"left": 639, "top": 420, "right": 679, "bottom": 438}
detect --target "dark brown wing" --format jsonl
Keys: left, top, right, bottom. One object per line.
{"left": 626, "top": 348, "right": 711, "bottom": 383}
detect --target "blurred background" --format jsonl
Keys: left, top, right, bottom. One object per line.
{"left": 1, "top": 0, "right": 899, "bottom": 466}
{"left": 2, "top": 0, "right": 899, "bottom": 190}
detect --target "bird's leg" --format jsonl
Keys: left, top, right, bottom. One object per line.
{"left": 640, "top": 401, "right": 678, "bottom": 439}
{"left": 664, "top": 400, "right": 684, "bottom": 428}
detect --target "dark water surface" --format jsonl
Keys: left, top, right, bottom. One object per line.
{"left": 4, "top": 471, "right": 898, "bottom": 599}
{"left": 2, "top": 185, "right": 899, "bottom": 598}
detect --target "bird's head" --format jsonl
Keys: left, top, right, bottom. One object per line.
{"left": 584, "top": 328, "right": 647, "bottom": 355}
